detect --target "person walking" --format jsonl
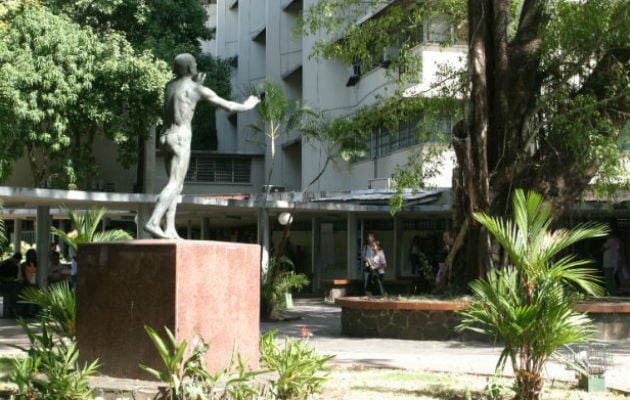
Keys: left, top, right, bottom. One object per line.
{"left": 362, "top": 232, "right": 377, "bottom": 296}
{"left": 367, "top": 241, "right": 387, "bottom": 297}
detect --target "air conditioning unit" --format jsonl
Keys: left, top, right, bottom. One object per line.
{"left": 345, "top": 62, "right": 362, "bottom": 87}
{"left": 380, "top": 46, "right": 399, "bottom": 68}
{"left": 261, "top": 185, "right": 285, "bottom": 193}
{"left": 368, "top": 178, "right": 395, "bottom": 190}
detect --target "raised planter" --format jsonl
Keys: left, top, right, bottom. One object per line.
{"left": 336, "top": 297, "right": 630, "bottom": 341}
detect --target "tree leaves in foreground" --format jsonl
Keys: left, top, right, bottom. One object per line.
{"left": 0, "top": 5, "right": 169, "bottom": 188}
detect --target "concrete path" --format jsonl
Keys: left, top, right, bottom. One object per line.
{"left": 1, "top": 297, "right": 628, "bottom": 396}
{"left": 262, "top": 298, "right": 630, "bottom": 395}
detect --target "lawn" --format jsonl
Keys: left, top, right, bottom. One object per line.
{"left": 321, "top": 366, "right": 630, "bottom": 400}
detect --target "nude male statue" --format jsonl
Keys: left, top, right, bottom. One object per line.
{"left": 144, "top": 53, "right": 260, "bottom": 239}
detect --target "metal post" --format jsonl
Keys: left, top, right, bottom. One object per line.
{"left": 36, "top": 206, "right": 51, "bottom": 288}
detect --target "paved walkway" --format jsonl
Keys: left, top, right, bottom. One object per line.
{"left": 262, "top": 298, "right": 630, "bottom": 394}
{"left": 1, "top": 298, "right": 629, "bottom": 396}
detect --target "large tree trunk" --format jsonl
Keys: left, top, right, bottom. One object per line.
{"left": 451, "top": 0, "right": 630, "bottom": 283}
{"left": 450, "top": 0, "right": 546, "bottom": 282}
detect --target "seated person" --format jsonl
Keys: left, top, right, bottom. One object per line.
{"left": 0, "top": 252, "right": 22, "bottom": 318}
{"left": 48, "top": 251, "right": 72, "bottom": 283}
{"left": 21, "top": 249, "right": 37, "bottom": 287}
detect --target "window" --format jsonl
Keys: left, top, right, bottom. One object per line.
{"left": 186, "top": 155, "right": 251, "bottom": 183}
{"left": 353, "top": 113, "right": 453, "bottom": 161}
{"left": 425, "top": 16, "right": 453, "bottom": 43}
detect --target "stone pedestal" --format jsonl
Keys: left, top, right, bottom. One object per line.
{"left": 76, "top": 240, "right": 260, "bottom": 379}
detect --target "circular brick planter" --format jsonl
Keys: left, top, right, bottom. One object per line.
{"left": 336, "top": 297, "right": 630, "bottom": 341}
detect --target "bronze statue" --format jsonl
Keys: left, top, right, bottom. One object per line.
{"left": 144, "top": 53, "right": 259, "bottom": 239}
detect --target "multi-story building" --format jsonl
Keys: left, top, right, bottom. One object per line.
{"left": 201, "top": 0, "right": 465, "bottom": 287}
{"left": 3, "top": 1, "right": 623, "bottom": 292}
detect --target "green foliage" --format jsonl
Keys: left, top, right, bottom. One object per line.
{"left": 389, "top": 145, "right": 446, "bottom": 213}
{"left": 10, "top": 319, "right": 100, "bottom": 400}
{"left": 259, "top": 330, "right": 334, "bottom": 400}
{"left": 484, "top": 369, "right": 509, "bottom": 400}
{"left": 51, "top": 206, "right": 132, "bottom": 253}
{"left": 250, "top": 80, "right": 297, "bottom": 162}
{"left": 456, "top": 189, "right": 608, "bottom": 400}
{"left": 0, "top": 4, "right": 169, "bottom": 187}
{"left": 18, "top": 281, "right": 76, "bottom": 339}
{"left": 192, "top": 54, "right": 234, "bottom": 151}
{"left": 300, "top": 0, "right": 465, "bottom": 70}
{"left": 45, "top": 0, "right": 213, "bottom": 63}
{"left": 140, "top": 325, "right": 266, "bottom": 400}
{"left": 140, "top": 325, "right": 190, "bottom": 400}
{"left": 260, "top": 257, "right": 310, "bottom": 320}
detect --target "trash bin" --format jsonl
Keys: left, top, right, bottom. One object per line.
{"left": 568, "top": 342, "right": 611, "bottom": 393}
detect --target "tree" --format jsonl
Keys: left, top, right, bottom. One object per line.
{"left": 302, "top": 0, "right": 630, "bottom": 283}
{"left": 456, "top": 189, "right": 607, "bottom": 400}
{"left": 45, "top": 0, "right": 232, "bottom": 152}
{"left": 0, "top": 5, "right": 169, "bottom": 188}
{"left": 44, "top": 0, "right": 212, "bottom": 63}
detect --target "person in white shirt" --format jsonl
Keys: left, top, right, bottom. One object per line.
{"left": 367, "top": 240, "right": 387, "bottom": 297}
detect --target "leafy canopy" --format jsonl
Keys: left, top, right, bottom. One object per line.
{"left": 0, "top": 5, "right": 169, "bottom": 187}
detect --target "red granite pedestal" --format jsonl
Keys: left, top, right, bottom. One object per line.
{"left": 76, "top": 240, "right": 260, "bottom": 379}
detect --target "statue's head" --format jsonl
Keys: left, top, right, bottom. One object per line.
{"left": 173, "top": 53, "right": 197, "bottom": 77}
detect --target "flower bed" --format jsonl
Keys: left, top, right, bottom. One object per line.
{"left": 336, "top": 296, "right": 630, "bottom": 341}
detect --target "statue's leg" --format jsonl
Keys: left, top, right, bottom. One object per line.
{"left": 144, "top": 146, "right": 178, "bottom": 239}
{"left": 164, "top": 203, "right": 183, "bottom": 239}
{"left": 163, "top": 141, "right": 190, "bottom": 240}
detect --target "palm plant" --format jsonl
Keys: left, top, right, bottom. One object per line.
{"left": 249, "top": 80, "right": 315, "bottom": 193}
{"left": 51, "top": 205, "right": 132, "bottom": 253}
{"left": 19, "top": 281, "right": 76, "bottom": 339}
{"left": 261, "top": 256, "right": 309, "bottom": 320}
{"left": 456, "top": 189, "right": 607, "bottom": 400}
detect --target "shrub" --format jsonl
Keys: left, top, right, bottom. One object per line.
{"left": 259, "top": 329, "right": 334, "bottom": 399}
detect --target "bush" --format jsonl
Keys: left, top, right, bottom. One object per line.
{"left": 10, "top": 319, "right": 99, "bottom": 400}
{"left": 140, "top": 325, "right": 266, "bottom": 400}
{"left": 259, "top": 330, "right": 334, "bottom": 399}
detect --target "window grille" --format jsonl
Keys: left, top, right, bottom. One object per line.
{"left": 353, "top": 113, "right": 451, "bottom": 161}
{"left": 186, "top": 155, "right": 251, "bottom": 183}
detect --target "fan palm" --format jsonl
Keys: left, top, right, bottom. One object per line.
{"left": 456, "top": 189, "right": 607, "bottom": 400}
{"left": 51, "top": 206, "right": 132, "bottom": 253}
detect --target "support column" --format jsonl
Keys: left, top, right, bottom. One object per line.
{"left": 144, "top": 126, "right": 157, "bottom": 194}
{"left": 12, "top": 219, "right": 22, "bottom": 253}
{"left": 187, "top": 220, "right": 193, "bottom": 239}
{"left": 393, "top": 215, "right": 401, "bottom": 278}
{"left": 136, "top": 203, "right": 153, "bottom": 239}
{"left": 311, "top": 217, "right": 320, "bottom": 292}
{"left": 347, "top": 213, "right": 358, "bottom": 279}
{"left": 36, "top": 206, "right": 51, "bottom": 288}
{"left": 258, "top": 208, "right": 270, "bottom": 273}
{"left": 200, "top": 217, "right": 210, "bottom": 240}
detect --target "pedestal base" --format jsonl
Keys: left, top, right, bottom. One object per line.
{"left": 76, "top": 240, "right": 260, "bottom": 379}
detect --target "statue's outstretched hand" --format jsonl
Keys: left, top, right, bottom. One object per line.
{"left": 243, "top": 95, "right": 260, "bottom": 110}
{"left": 195, "top": 72, "right": 207, "bottom": 84}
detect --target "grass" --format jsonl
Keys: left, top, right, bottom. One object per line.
{"left": 0, "top": 357, "right": 14, "bottom": 380}
{"left": 321, "top": 366, "right": 630, "bottom": 400}
{"left": 1, "top": 356, "right": 627, "bottom": 399}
